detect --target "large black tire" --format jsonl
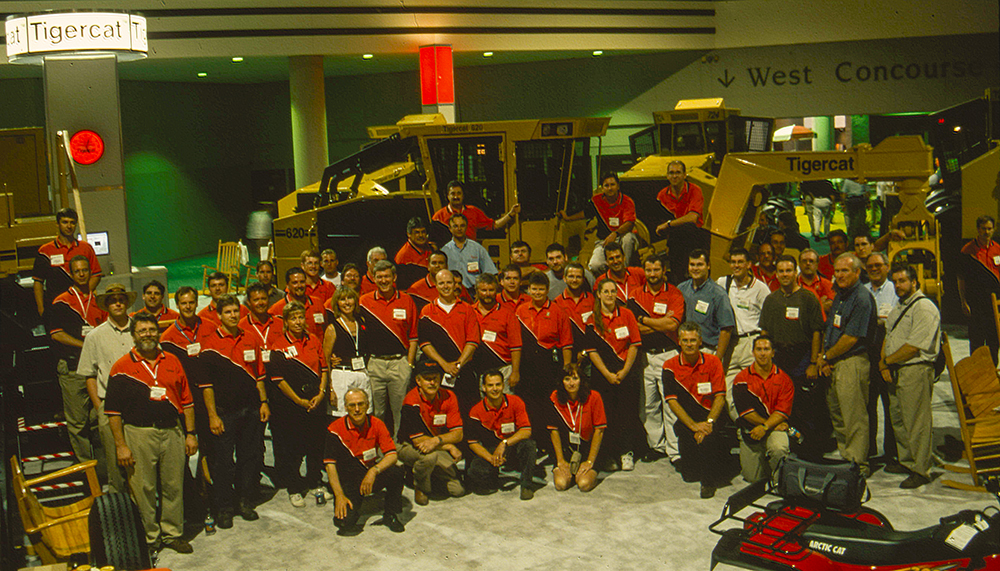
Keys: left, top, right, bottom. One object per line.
{"left": 88, "top": 492, "right": 151, "bottom": 570}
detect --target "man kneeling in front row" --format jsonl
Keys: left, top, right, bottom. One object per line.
{"left": 467, "top": 370, "right": 537, "bottom": 500}
{"left": 733, "top": 335, "right": 795, "bottom": 483}
{"left": 324, "top": 389, "right": 405, "bottom": 535}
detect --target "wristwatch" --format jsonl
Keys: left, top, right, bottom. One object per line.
{"left": 707, "top": 417, "right": 715, "bottom": 424}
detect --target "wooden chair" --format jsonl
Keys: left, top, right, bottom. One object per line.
{"left": 940, "top": 333, "right": 1000, "bottom": 492}
{"left": 10, "top": 456, "right": 103, "bottom": 563}
{"left": 202, "top": 240, "right": 243, "bottom": 295}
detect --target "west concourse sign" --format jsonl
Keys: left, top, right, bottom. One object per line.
{"left": 5, "top": 11, "right": 147, "bottom": 64}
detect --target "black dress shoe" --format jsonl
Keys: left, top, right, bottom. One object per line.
{"left": 238, "top": 502, "right": 259, "bottom": 521}
{"left": 382, "top": 513, "right": 405, "bottom": 533}
{"left": 162, "top": 538, "right": 194, "bottom": 554}
{"left": 336, "top": 524, "right": 364, "bottom": 537}
{"left": 883, "top": 462, "right": 909, "bottom": 474}
{"left": 900, "top": 473, "right": 930, "bottom": 489}
{"left": 700, "top": 484, "right": 716, "bottom": 499}
{"left": 217, "top": 510, "right": 234, "bottom": 529}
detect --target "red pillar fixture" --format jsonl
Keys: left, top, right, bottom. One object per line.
{"left": 419, "top": 44, "right": 455, "bottom": 122}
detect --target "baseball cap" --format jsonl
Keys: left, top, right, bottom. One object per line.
{"left": 413, "top": 356, "right": 443, "bottom": 377}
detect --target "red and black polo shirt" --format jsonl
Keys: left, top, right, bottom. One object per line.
{"left": 547, "top": 389, "right": 606, "bottom": 443}
{"left": 359, "top": 288, "right": 418, "bottom": 356}
{"left": 662, "top": 352, "right": 725, "bottom": 420}
{"left": 418, "top": 299, "right": 480, "bottom": 362}
{"left": 305, "top": 279, "right": 335, "bottom": 304}
{"left": 269, "top": 293, "right": 326, "bottom": 338}
{"left": 324, "top": 415, "right": 396, "bottom": 473}
{"left": 961, "top": 238, "right": 1000, "bottom": 284}
{"left": 627, "top": 282, "right": 685, "bottom": 352}
{"left": 753, "top": 265, "right": 780, "bottom": 292}
{"left": 399, "top": 387, "right": 462, "bottom": 443}
{"left": 130, "top": 305, "right": 180, "bottom": 324}
{"left": 516, "top": 299, "right": 573, "bottom": 352}
{"left": 360, "top": 273, "right": 378, "bottom": 296}
{"left": 431, "top": 204, "right": 495, "bottom": 240}
{"left": 656, "top": 181, "right": 704, "bottom": 227}
{"left": 32, "top": 237, "right": 102, "bottom": 307}
{"left": 268, "top": 330, "right": 326, "bottom": 404}
{"left": 197, "top": 300, "right": 249, "bottom": 327}
{"left": 239, "top": 312, "right": 282, "bottom": 349}
{"left": 596, "top": 267, "right": 646, "bottom": 303}
{"left": 467, "top": 394, "right": 531, "bottom": 449}
{"left": 472, "top": 301, "right": 522, "bottom": 369}
{"left": 497, "top": 289, "right": 530, "bottom": 312}
{"left": 395, "top": 240, "right": 433, "bottom": 268}
{"left": 586, "top": 306, "right": 641, "bottom": 371}
{"left": 554, "top": 288, "right": 594, "bottom": 349}
{"left": 199, "top": 325, "right": 265, "bottom": 411}
{"left": 47, "top": 286, "right": 107, "bottom": 362}
{"left": 733, "top": 364, "right": 795, "bottom": 433}
{"left": 406, "top": 275, "right": 438, "bottom": 313}
{"left": 586, "top": 192, "right": 636, "bottom": 239}
{"left": 105, "top": 348, "right": 193, "bottom": 428}
{"left": 797, "top": 274, "right": 835, "bottom": 320}
{"left": 818, "top": 253, "right": 836, "bottom": 280}
{"left": 160, "top": 317, "right": 217, "bottom": 384}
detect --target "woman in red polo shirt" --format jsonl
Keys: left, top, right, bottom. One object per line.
{"left": 548, "top": 362, "right": 606, "bottom": 492}
{"left": 587, "top": 278, "right": 643, "bottom": 472}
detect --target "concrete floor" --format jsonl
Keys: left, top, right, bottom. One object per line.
{"left": 156, "top": 325, "right": 997, "bottom": 571}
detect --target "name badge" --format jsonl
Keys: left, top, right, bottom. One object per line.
{"left": 261, "top": 350, "right": 271, "bottom": 363}
{"left": 467, "top": 261, "right": 480, "bottom": 273}
{"left": 569, "top": 432, "right": 581, "bottom": 445}
{"left": 994, "top": 255, "right": 1000, "bottom": 265}
{"left": 482, "top": 330, "right": 497, "bottom": 342}
{"left": 284, "top": 345, "right": 298, "bottom": 358}
{"left": 433, "top": 414, "right": 447, "bottom": 426}
{"left": 243, "top": 349, "right": 256, "bottom": 362}
{"left": 833, "top": 314, "right": 842, "bottom": 328}
{"left": 695, "top": 300, "right": 710, "bottom": 314}
{"left": 149, "top": 386, "right": 167, "bottom": 401}
{"left": 697, "top": 382, "right": 712, "bottom": 395}
{"left": 362, "top": 448, "right": 377, "bottom": 462}
{"left": 313, "top": 313, "right": 324, "bottom": 324}
{"left": 581, "top": 311, "right": 593, "bottom": 323}
{"left": 351, "top": 356, "right": 366, "bottom": 370}
{"left": 615, "top": 326, "right": 629, "bottom": 339}
{"left": 501, "top": 422, "right": 515, "bottom": 434}
{"left": 186, "top": 342, "right": 201, "bottom": 356}
{"left": 392, "top": 308, "right": 407, "bottom": 320}
{"left": 878, "top": 304, "right": 891, "bottom": 319}
{"left": 81, "top": 325, "right": 94, "bottom": 337}
{"left": 50, "top": 254, "right": 65, "bottom": 266}
{"left": 785, "top": 307, "right": 800, "bottom": 320}
{"left": 653, "top": 302, "right": 668, "bottom": 315}
{"left": 608, "top": 216, "right": 620, "bottom": 227}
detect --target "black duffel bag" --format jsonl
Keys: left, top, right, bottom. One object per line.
{"left": 775, "top": 454, "right": 868, "bottom": 512}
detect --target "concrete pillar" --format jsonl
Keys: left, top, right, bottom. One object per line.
{"left": 811, "top": 116, "right": 834, "bottom": 151}
{"left": 289, "top": 56, "right": 329, "bottom": 190}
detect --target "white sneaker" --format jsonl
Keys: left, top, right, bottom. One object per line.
{"left": 313, "top": 487, "right": 334, "bottom": 501}
{"left": 621, "top": 452, "right": 635, "bottom": 471}
{"left": 289, "top": 493, "right": 306, "bottom": 508}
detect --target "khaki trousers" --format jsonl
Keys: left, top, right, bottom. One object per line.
{"left": 58, "top": 360, "right": 96, "bottom": 464}
{"left": 397, "top": 441, "right": 459, "bottom": 494}
{"left": 124, "top": 424, "right": 185, "bottom": 545}
{"left": 96, "top": 401, "right": 126, "bottom": 493}
{"left": 827, "top": 354, "right": 870, "bottom": 466}
{"left": 888, "top": 364, "right": 933, "bottom": 477}
{"left": 367, "top": 356, "right": 411, "bottom": 437}
{"left": 724, "top": 335, "right": 757, "bottom": 421}
{"left": 739, "top": 430, "right": 790, "bottom": 483}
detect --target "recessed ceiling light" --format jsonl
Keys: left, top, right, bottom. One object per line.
{"left": 483, "top": 52, "right": 493, "bottom": 58}
{"left": 592, "top": 50, "right": 603, "bottom": 57}
{"left": 197, "top": 72, "right": 208, "bottom": 77}
{"left": 231, "top": 56, "right": 244, "bottom": 63}
{"left": 362, "top": 54, "right": 374, "bottom": 60}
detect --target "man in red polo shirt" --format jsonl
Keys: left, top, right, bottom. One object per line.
{"left": 198, "top": 272, "right": 248, "bottom": 327}
{"left": 467, "top": 370, "right": 536, "bottom": 500}
{"left": 595, "top": 242, "right": 645, "bottom": 303}
{"left": 431, "top": 180, "right": 520, "bottom": 240}
{"left": 628, "top": 253, "right": 685, "bottom": 462}
{"left": 798, "top": 249, "right": 835, "bottom": 318}
{"left": 656, "top": 161, "right": 708, "bottom": 284}
{"left": 397, "top": 357, "right": 465, "bottom": 505}
{"left": 561, "top": 172, "right": 638, "bottom": 273}
{"left": 733, "top": 335, "right": 795, "bottom": 483}
{"left": 240, "top": 282, "right": 282, "bottom": 349}
{"left": 395, "top": 217, "right": 435, "bottom": 289}
{"left": 663, "top": 322, "right": 729, "bottom": 498}
{"left": 325, "top": 389, "right": 405, "bottom": 535}
{"left": 554, "top": 262, "right": 595, "bottom": 350}
{"left": 33, "top": 207, "right": 102, "bottom": 316}
{"left": 418, "top": 270, "right": 481, "bottom": 414}
{"left": 270, "top": 267, "right": 326, "bottom": 338}
{"left": 132, "top": 280, "right": 179, "bottom": 328}
{"left": 958, "top": 214, "right": 1000, "bottom": 361}
{"left": 498, "top": 264, "right": 531, "bottom": 310}
{"left": 105, "top": 313, "right": 197, "bottom": 553}
{"left": 407, "top": 250, "right": 449, "bottom": 312}
{"left": 199, "top": 295, "right": 268, "bottom": 529}
{"left": 471, "top": 274, "right": 522, "bottom": 394}
{"left": 752, "top": 242, "right": 780, "bottom": 291}
{"left": 301, "top": 249, "right": 335, "bottom": 304}
{"left": 47, "top": 255, "right": 107, "bottom": 467}
{"left": 817, "top": 230, "right": 849, "bottom": 279}
{"left": 360, "top": 260, "right": 418, "bottom": 436}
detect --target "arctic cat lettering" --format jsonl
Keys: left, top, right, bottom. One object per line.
{"left": 808, "top": 540, "right": 847, "bottom": 555}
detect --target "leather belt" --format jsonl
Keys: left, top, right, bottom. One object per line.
{"left": 369, "top": 354, "right": 404, "bottom": 360}
{"left": 735, "top": 330, "right": 761, "bottom": 339}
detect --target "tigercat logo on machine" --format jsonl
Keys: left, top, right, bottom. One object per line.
{"left": 786, "top": 156, "right": 856, "bottom": 176}
{"left": 808, "top": 540, "right": 847, "bottom": 555}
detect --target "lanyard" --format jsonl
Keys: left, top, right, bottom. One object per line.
{"left": 338, "top": 317, "right": 360, "bottom": 355}
{"left": 250, "top": 318, "right": 271, "bottom": 345}
{"left": 140, "top": 358, "right": 160, "bottom": 387}
{"left": 175, "top": 320, "right": 198, "bottom": 345}
{"left": 70, "top": 287, "right": 93, "bottom": 320}
{"left": 565, "top": 400, "right": 582, "bottom": 434}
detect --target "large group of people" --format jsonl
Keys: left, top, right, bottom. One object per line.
{"left": 29, "top": 181, "right": 997, "bottom": 552}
